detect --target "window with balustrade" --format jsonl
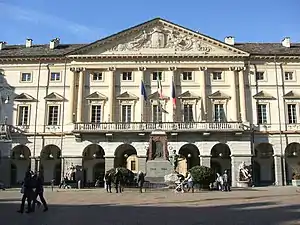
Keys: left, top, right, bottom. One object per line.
{"left": 17, "top": 105, "right": 30, "bottom": 126}
{"left": 183, "top": 104, "right": 194, "bottom": 122}
{"left": 91, "top": 105, "right": 102, "bottom": 123}
{"left": 152, "top": 105, "right": 163, "bottom": 122}
{"left": 47, "top": 105, "right": 59, "bottom": 125}
{"left": 257, "top": 103, "right": 268, "bottom": 124}
{"left": 287, "top": 104, "right": 297, "bottom": 124}
{"left": 214, "top": 104, "right": 225, "bottom": 122}
{"left": 121, "top": 105, "right": 132, "bottom": 122}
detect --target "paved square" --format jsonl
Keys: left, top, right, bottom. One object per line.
{"left": 0, "top": 187, "right": 300, "bottom": 225}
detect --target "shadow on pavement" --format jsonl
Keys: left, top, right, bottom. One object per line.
{"left": 0, "top": 201, "right": 299, "bottom": 225}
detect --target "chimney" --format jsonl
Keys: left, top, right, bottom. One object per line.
{"left": 282, "top": 37, "right": 291, "bottom": 48}
{"left": 49, "top": 38, "right": 60, "bottom": 49}
{"left": 26, "top": 38, "right": 33, "bottom": 48}
{"left": 0, "top": 41, "right": 7, "bottom": 50}
{"left": 224, "top": 36, "right": 235, "bottom": 45}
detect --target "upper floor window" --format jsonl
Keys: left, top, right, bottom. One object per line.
{"left": 287, "top": 104, "right": 297, "bottom": 124}
{"left": 182, "top": 72, "right": 193, "bottom": 81}
{"left": 152, "top": 105, "right": 163, "bottom": 122}
{"left": 214, "top": 104, "right": 225, "bottom": 122}
{"left": 47, "top": 105, "right": 59, "bottom": 125}
{"left": 284, "top": 72, "right": 294, "bottom": 81}
{"left": 122, "top": 72, "right": 133, "bottom": 81}
{"left": 212, "top": 72, "right": 222, "bottom": 80}
{"left": 183, "top": 104, "right": 194, "bottom": 122}
{"left": 91, "top": 105, "right": 102, "bottom": 123}
{"left": 21, "top": 73, "right": 32, "bottom": 82}
{"left": 152, "top": 71, "right": 162, "bottom": 81}
{"left": 257, "top": 103, "right": 268, "bottom": 124}
{"left": 121, "top": 105, "right": 132, "bottom": 122}
{"left": 17, "top": 105, "right": 30, "bottom": 126}
{"left": 92, "top": 72, "right": 103, "bottom": 81}
{"left": 255, "top": 72, "right": 265, "bottom": 81}
{"left": 50, "top": 72, "right": 61, "bottom": 82}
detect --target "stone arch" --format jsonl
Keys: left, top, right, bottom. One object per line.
{"left": 284, "top": 142, "right": 300, "bottom": 183}
{"left": 114, "top": 144, "right": 137, "bottom": 169}
{"left": 40, "top": 144, "right": 61, "bottom": 159}
{"left": 178, "top": 144, "right": 200, "bottom": 172}
{"left": 82, "top": 144, "right": 105, "bottom": 186}
{"left": 253, "top": 143, "right": 275, "bottom": 186}
{"left": 210, "top": 143, "right": 231, "bottom": 177}
{"left": 10, "top": 145, "right": 31, "bottom": 184}
{"left": 210, "top": 143, "right": 231, "bottom": 158}
{"left": 11, "top": 145, "right": 31, "bottom": 160}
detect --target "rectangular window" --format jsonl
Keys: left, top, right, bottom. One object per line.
{"left": 50, "top": 72, "right": 61, "bottom": 81}
{"left": 284, "top": 72, "right": 294, "bottom": 81}
{"left": 91, "top": 105, "right": 101, "bottom": 123}
{"left": 214, "top": 104, "right": 225, "bottom": 122}
{"left": 47, "top": 105, "right": 59, "bottom": 125}
{"left": 122, "top": 72, "right": 133, "bottom": 81}
{"left": 182, "top": 72, "right": 193, "bottom": 81}
{"left": 92, "top": 72, "right": 103, "bottom": 81}
{"left": 130, "top": 161, "right": 136, "bottom": 171}
{"left": 212, "top": 72, "right": 222, "bottom": 80}
{"left": 287, "top": 104, "right": 297, "bottom": 124}
{"left": 152, "top": 71, "right": 162, "bottom": 81}
{"left": 256, "top": 72, "right": 265, "bottom": 81}
{"left": 17, "top": 106, "right": 29, "bottom": 125}
{"left": 152, "top": 105, "right": 163, "bottom": 122}
{"left": 21, "top": 73, "right": 32, "bottom": 82}
{"left": 121, "top": 105, "right": 132, "bottom": 122}
{"left": 257, "top": 104, "right": 268, "bottom": 124}
{"left": 183, "top": 104, "right": 194, "bottom": 122}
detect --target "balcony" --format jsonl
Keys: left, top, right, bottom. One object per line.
{"left": 0, "top": 124, "right": 13, "bottom": 142}
{"left": 73, "top": 122, "right": 245, "bottom": 133}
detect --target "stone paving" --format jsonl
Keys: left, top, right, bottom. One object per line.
{"left": 0, "top": 186, "right": 300, "bottom": 225}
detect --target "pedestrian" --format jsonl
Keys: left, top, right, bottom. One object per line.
{"left": 185, "top": 171, "right": 194, "bottom": 193}
{"left": 222, "top": 170, "right": 231, "bottom": 192}
{"left": 114, "top": 168, "right": 122, "bottom": 193}
{"left": 51, "top": 178, "right": 55, "bottom": 192}
{"left": 32, "top": 171, "right": 48, "bottom": 212}
{"left": 17, "top": 171, "right": 34, "bottom": 213}
{"left": 216, "top": 173, "right": 224, "bottom": 191}
{"left": 137, "top": 171, "right": 145, "bottom": 193}
{"left": 105, "top": 172, "right": 112, "bottom": 193}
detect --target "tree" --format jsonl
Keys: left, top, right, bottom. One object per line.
{"left": 189, "top": 166, "right": 215, "bottom": 189}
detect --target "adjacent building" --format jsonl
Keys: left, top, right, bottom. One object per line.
{"left": 0, "top": 18, "right": 299, "bottom": 187}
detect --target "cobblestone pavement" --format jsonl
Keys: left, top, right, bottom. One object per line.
{"left": 0, "top": 186, "right": 300, "bottom": 225}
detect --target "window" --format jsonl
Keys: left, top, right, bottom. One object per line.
{"left": 214, "top": 104, "right": 225, "bottom": 122}
{"left": 91, "top": 105, "right": 101, "bottom": 123}
{"left": 21, "top": 73, "right": 32, "bottom": 82}
{"left": 92, "top": 72, "right": 103, "bottom": 81}
{"left": 50, "top": 72, "right": 61, "bottom": 81}
{"left": 287, "top": 104, "right": 297, "bottom": 124}
{"left": 183, "top": 104, "right": 194, "bottom": 122}
{"left": 47, "top": 105, "right": 59, "bottom": 125}
{"left": 130, "top": 161, "right": 136, "bottom": 171}
{"left": 257, "top": 104, "right": 268, "bottom": 124}
{"left": 256, "top": 72, "right": 265, "bottom": 81}
{"left": 17, "top": 106, "right": 29, "bottom": 125}
{"left": 122, "top": 72, "right": 132, "bottom": 81}
{"left": 284, "top": 72, "right": 294, "bottom": 81}
{"left": 212, "top": 72, "right": 222, "bottom": 80}
{"left": 152, "top": 105, "right": 163, "bottom": 122}
{"left": 152, "top": 71, "right": 162, "bottom": 81}
{"left": 121, "top": 105, "right": 132, "bottom": 122}
{"left": 182, "top": 72, "right": 193, "bottom": 81}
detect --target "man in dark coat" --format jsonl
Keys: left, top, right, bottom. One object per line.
{"left": 32, "top": 172, "right": 48, "bottom": 212}
{"left": 105, "top": 172, "right": 112, "bottom": 193}
{"left": 18, "top": 171, "right": 34, "bottom": 213}
{"left": 137, "top": 171, "right": 145, "bottom": 193}
{"left": 114, "top": 168, "right": 123, "bottom": 193}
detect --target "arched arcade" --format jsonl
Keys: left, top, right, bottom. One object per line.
{"left": 40, "top": 145, "right": 61, "bottom": 184}
{"left": 114, "top": 144, "right": 138, "bottom": 172}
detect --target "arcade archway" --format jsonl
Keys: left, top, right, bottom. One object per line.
{"left": 253, "top": 143, "right": 275, "bottom": 186}
{"left": 114, "top": 144, "right": 137, "bottom": 171}
{"left": 40, "top": 145, "right": 61, "bottom": 184}
{"left": 210, "top": 143, "right": 231, "bottom": 176}
{"left": 178, "top": 144, "right": 200, "bottom": 174}
{"left": 82, "top": 144, "right": 105, "bottom": 186}
{"left": 11, "top": 145, "right": 31, "bottom": 184}
{"left": 285, "top": 142, "right": 300, "bottom": 184}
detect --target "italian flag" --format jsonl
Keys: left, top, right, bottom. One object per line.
{"left": 157, "top": 76, "right": 163, "bottom": 99}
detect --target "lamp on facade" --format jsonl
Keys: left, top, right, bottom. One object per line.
{"left": 124, "top": 154, "right": 128, "bottom": 158}
{"left": 4, "top": 96, "right": 9, "bottom": 104}
{"left": 219, "top": 152, "right": 223, "bottom": 157}
{"left": 19, "top": 153, "right": 24, "bottom": 159}
{"left": 187, "top": 153, "right": 192, "bottom": 158}
{"left": 49, "top": 153, "right": 54, "bottom": 159}
{"left": 93, "top": 153, "right": 97, "bottom": 158}
{"left": 293, "top": 151, "right": 298, "bottom": 156}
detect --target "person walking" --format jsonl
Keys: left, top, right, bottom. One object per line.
{"left": 185, "top": 171, "right": 194, "bottom": 193}
{"left": 32, "top": 172, "right": 48, "bottom": 212}
{"left": 105, "top": 172, "right": 112, "bottom": 193}
{"left": 137, "top": 171, "right": 145, "bottom": 193}
{"left": 114, "top": 169, "right": 122, "bottom": 193}
{"left": 222, "top": 170, "right": 231, "bottom": 192}
{"left": 17, "top": 171, "right": 34, "bottom": 213}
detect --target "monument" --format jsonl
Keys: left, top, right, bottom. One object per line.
{"left": 237, "top": 161, "right": 252, "bottom": 187}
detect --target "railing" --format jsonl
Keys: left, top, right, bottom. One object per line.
{"left": 73, "top": 122, "right": 245, "bottom": 133}
{"left": 254, "top": 124, "right": 300, "bottom": 132}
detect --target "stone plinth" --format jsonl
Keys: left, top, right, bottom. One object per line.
{"left": 146, "top": 159, "right": 173, "bottom": 183}
{"left": 237, "top": 181, "right": 250, "bottom": 188}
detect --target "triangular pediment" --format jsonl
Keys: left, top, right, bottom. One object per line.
{"left": 86, "top": 92, "right": 107, "bottom": 100}
{"left": 14, "top": 93, "right": 36, "bottom": 102}
{"left": 283, "top": 91, "right": 300, "bottom": 99}
{"left": 148, "top": 91, "right": 169, "bottom": 100}
{"left": 253, "top": 91, "right": 275, "bottom": 100}
{"left": 208, "top": 91, "right": 231, "bottom": 99}
{"left": 177, "top": 91, "right": 200, "bottom": 99}
{"left": 44, "top": 92, "right": 65, "bottom": 101}
{"left": 69, "top": 18, "right": 249, "bottom": 57}
{"left": 116, "top": 91, "right": 138, "bottom": 100}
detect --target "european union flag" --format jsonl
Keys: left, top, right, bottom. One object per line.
{"left": 141, "top": 80, "right": 147, "bottom": 101}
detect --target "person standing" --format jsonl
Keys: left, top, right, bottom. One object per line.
{"left": 105, "top": 172, "right": 112, "bottom": 193}
{"left": 17, "top": 171, "right": 34, "bottom": 213}
{"left": 222, "top": 170, "right": 231, "bottom": 192}
{"left": 114, "top": 169, "right": 122, "bottom": 193}
{"left": 185, "top": 171, "right": 194, "bottom": 193}
{"left": 32, "top": 172, "right": 48, "bottom": 212}
{"left": 137, "top": 171, "right": 145, "bottom": 193}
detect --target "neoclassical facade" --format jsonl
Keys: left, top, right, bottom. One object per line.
{"left": 0, "top": 18, "right": 300, "bottom": 187}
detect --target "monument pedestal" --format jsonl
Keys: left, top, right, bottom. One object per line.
{"left": 146, "top": 159, "right": 173, "bottom": 183}
{"left": 237, "top": 181, "right": 251, "bottom": 188}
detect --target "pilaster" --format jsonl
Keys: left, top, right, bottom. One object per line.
{"left": 200, "top": 155, "right": 210, "bottom": 167}
{"left": 228, "top": 67, "right": 238, "bottom": 121}
{"left": 105, "top": 157, "right": 114, "bottom": 172}
{"left": 238, "top": 67, "right": 247, "bottom": 122}
{"left": 138, "top": 67, "right": 146, "bottom": 122}
{"left": 138, "top": 156, "right": 147, "bottom": 173}
{"left": 231, "top": 155, "right": 252, "bottom": 187}
{"left": 69, "top": 68, "right": 77, "bottom": 124}
{"left": 168, "top": 66, "right": 177, "bottom": 122}
{"left": 199, "top": 67, "right": 207, "bottom": 121}
{"left": 76, "top": 68, "right": 85, "bottom": 123}
{"left": 274, "top": 155, "right": 284, "bottom": 186}
{"left": 107, "top": 67, "right": 116, "bottom": 122}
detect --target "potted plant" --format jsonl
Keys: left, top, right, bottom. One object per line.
{"left": 292, "top": 167, "right": 300, "bottom": 187}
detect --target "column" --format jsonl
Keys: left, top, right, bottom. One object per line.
{"left": 200, "top": 155, "right": 211, "bottom": 167}
{"left": 107, "top": 67, "right": 116, "bottom": 122}
{"left": 76, "top": 68, "right": 85, "bottom": 123}
{"left": 231, "top": 155, "right": 252, "bottom": 187}
{"left": 199, "top": 67, "right": 207, "bottom": 121}
{"left": 228, "top": 68, "right": 238, "bottom": 121}
{"left": 274, "top": 155, "right": 284, "bottom": 186}
{"left": 30, "top": 157, "right": 37, "bottom": 171}
{"left": 138, "top": 67, "right": 146, "bottom": 122}
{"left": 69, "top": 68, "right": 76, "bottom": 123}
{"left": 138, "top": 156, "right": 147, "bottom": 173}
{"left": 238, "top": 68, "right": 247, "bottom": 122}
{"left": 105, "top": 157, "right": 114, "bottom": 171}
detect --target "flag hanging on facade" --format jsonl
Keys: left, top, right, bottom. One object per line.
{"left": 157, "top": 76, "right": 163, "bottom": 99}
{"left": 158, "top": 100, "right": 169, "bottom": 114}
{"left": 141, "top": 80, "right": 147, "bottom": 101}
{"left": 171, "top": 77, "right": 176, "bottom": 109}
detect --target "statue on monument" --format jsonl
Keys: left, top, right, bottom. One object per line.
{"left": 66, "top": 163, "right": 76, "bottom": 181}
{"left": 168, "top": 150, "right": 183, "bottom": 171}
{"left": 238, "top": 161, "right": 252, "bottom": 182}
{"left": 152, "top": 141, "right": 164, "bottom": 159}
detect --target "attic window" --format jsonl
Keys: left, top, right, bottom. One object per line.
{"left": 50, "top": 72, "right": 61, "bottom": 81}
{"left": 255, "top": 72, "right": 265, "bottom": 81}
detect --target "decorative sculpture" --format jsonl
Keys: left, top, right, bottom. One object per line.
{"left": 238, "top": 161, "right": 252, "bottom": 182}
{"left": 66, "top": 163, "right": 76, "bottom": 181}
{"left": 168, "top": 150, "right": 183, "bottom": 171}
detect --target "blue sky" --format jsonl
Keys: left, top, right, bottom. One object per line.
{"left": 1, "top": 0, "right": 299, "bottom": 44}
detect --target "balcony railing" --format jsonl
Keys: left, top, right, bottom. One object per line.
{"left": 73, "top": 122, "right": 245, "bottom": 133}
